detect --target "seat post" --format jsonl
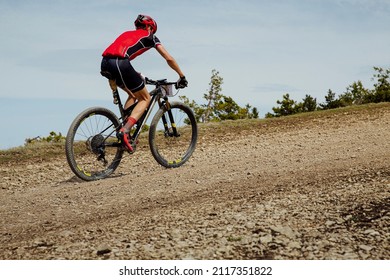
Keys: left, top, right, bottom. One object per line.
{"left": 109, "top": 80, "right": 119, "bottom": 105}
{"left": 108, "top": 79, "right": 126, "bottom": 120}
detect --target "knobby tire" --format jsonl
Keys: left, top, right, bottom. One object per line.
{"left": 149, "top": 101, "right": 197, "bottom": 168}
{"left": 65, "top": 107, "right": 123, "bottom": 181}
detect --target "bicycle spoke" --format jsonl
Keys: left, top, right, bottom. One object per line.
{"left": 66, "top": 107, "right": 123, "bottom": 181}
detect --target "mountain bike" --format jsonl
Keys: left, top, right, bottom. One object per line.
{"left": 65, "top": 75, "right": 197, "bottom": 181}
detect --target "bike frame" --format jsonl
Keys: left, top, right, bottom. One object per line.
{"left": 65, "top": 76, "right": 196, "bottom": 181}
{"left": 107, "top": 79, "right": 179, "bottom": 147}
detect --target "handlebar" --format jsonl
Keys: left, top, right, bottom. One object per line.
{"left": 145, "top": 77, "right": 187, "bottom": 89}
{"left": 145, "top": 77, "right": 176, "bottom": 86}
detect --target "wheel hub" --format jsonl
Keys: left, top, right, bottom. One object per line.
{"left": 88, "top": 134, "right": 105, "bottom": 154}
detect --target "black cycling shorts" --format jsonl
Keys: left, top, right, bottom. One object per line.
{"left": 101, "top": 56, "right": 145, "bottom": 92}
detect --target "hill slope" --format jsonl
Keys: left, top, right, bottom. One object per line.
{"left": 1, "top": 103, "right": 389, "bottom": 259}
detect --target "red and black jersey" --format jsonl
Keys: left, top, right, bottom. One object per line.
{"left": 102, "top": 29, "right": 161, "bottom": 60}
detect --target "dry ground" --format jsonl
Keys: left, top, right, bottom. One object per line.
{"left": 0, "top": 103, "right": 389, "bottom": 259}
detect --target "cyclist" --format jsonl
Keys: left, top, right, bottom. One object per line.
{"left": 101, "top": 14, "right": 188, "bottom": 152}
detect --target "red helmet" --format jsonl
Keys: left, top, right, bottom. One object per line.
{"left": 134, "top": 14, "right": 157, "bottom": 34}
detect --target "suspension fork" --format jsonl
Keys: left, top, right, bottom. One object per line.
{"left": 161, "top": 97, "right": 180, "bottom": 137}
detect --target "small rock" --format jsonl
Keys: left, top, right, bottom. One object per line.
{"left": 288, "top": 241, "right": 301, "bottom": 249}
{"left": 97, "top": 246, "right": 111, "bottom": 256}
{"left": 260, "top": 234, "right": 272, "bottom": 244}
{"left": 325, "top": 220, "right": 336, "bottom": 227}
{"left": 59, "top": 230, "right": 74, "bottom": 237}
{"left": 245, "top": 222, "right": 255, "bottom": 230}
{"left": 343, "top": 215, "right": 353, "bottom": 221}
{"left": 270, "top": 225, "right": 296, "bottom": 239}
{"left": 170, "top": 229, "right": 182, "bottom": 239}
{"left": 363, "top": 229, "right": 380, "bottom": 236}
{"left": 33, "top": 239, "right": 49, "bottom": 247}
{"left": 359, "top": 245, "right": 373, "bottom": 252}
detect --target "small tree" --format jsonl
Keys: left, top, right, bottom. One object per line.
{"left": 180, "top": 69, "right": 259, "bottom": 122}
{"left": 269, "top": 93, "right": 299, "bottom": 117}
{"left": 179, "top": 95, "right": 205, "bottom": 123}
{"left": 319, "top": 89, "right": 343, "bottom": 110}
{"left": 203, "top": 69, "right": 224, "bottom": 122}
{"left": 339, "top": 80, "right": 370, "bottom": 106}
{"left": 371, "top": 66, "right": 390, "bottom": 102}
{"left": 214, "top": 95, "right": 241, "bottom": 120}
{"left": 251, "top": 106, "right": 259, "bottom": 119}
{"left": 300, "top": 94, "right": 317, "bottom": 112}
{"left": 241, "top": 103, "right": 259, "bottom": 119}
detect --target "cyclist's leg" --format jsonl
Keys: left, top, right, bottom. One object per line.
{"left": 120, "top": 86, "right": 150, "bottom": 116}
{"left": 121, "top": 88, "right": 136, "bottom": 110}
{"left": 114, "top": 59, "right": 150, "bottom": 126}
{"left": 118, "top": 87, "right": 150, "bottom": 152}
{"left": 121, "top": 86, "right": 150, "bottom": 132}
{"left": 114, "top": 59, "right": 151, "bottom": 151}
{"left": 128, "top": 87, "right": 151, "bottom": 120}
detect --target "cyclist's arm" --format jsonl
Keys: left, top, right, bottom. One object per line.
{"left": 156, "top": 44, "right": 185, "bottom": 78}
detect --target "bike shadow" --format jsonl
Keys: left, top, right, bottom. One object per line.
{"left": 54, "top": 172, "right": 128, "bottom": 187}
{"left": 53, "top": 176, "right": 84, "bottom": 187}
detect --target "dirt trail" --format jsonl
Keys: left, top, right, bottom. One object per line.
{"left": 1, "top": 104, "right": 389, "bottom": 259}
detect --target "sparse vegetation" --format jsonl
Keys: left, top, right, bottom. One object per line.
{"left": 0, "top": 142, "right": 65, "bottom": 164}
{"left": 180, "top": 69, "right": 259, "bottom": 122}
{"left": 267, "top": 66, "right": 390, "bottom": 117}
{"left": 25, "top": 131, "right": 65, "bottom": 146}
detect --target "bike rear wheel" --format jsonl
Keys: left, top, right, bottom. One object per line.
{"left": 149, "top": 101, "right": 197, "bottom": 168}
{"left": 65, "top": 107, "right": 123, "bottom": 181}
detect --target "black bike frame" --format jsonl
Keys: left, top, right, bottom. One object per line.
{"left": 107, "top": 79, "right": 179, "bottom": 146}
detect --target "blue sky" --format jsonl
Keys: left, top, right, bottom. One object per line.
{"left": 0, "top": 0, "right": 389, "bottom": 149}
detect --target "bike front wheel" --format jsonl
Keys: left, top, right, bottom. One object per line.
{"left": 65, "top": 107, "right": 123, "bottom": 181}
{"left": 149, "top": 101, "right": 197, "bottom": 168}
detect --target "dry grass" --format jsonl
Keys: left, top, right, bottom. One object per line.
{"left": 0, "top": 142, "right": 65, "bottom": 164}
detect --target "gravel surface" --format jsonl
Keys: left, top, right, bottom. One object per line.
{"left": 1, "top": 104, "right": 389, "bottom": 260}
